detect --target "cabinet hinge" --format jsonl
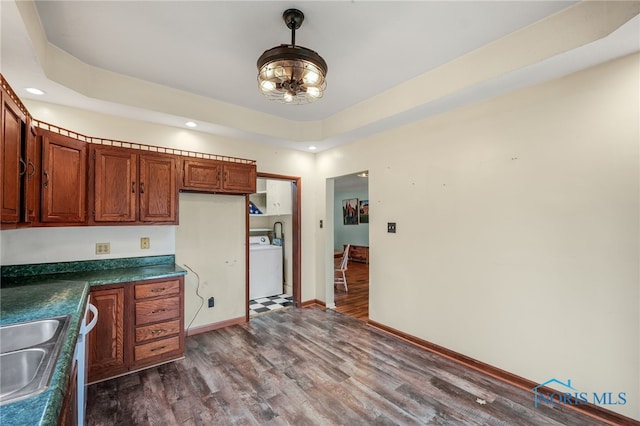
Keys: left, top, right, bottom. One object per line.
{"left": 92, "top": 210, "right": 95, "bottom": 217}
{"left": 93, "top": 152, "right": 96, "bottom": 160}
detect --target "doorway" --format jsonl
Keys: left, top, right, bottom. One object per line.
{"left": 246, "top": 173, "right": 301, "bottom": 320}
{"left": 331, "top": 171, "right": 369, "bottom": 321}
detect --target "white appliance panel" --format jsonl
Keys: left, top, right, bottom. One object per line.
{"left": 249, "top": 245, "right": 283, "bottom": 300}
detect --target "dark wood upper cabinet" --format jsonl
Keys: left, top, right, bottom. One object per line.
{"left": 181, "top": 158, "right": 256, "bottom": 194}
{"left": 92, "top": 146, "right": 138, "bottom": 222}
{"left": 1, "top": 89, "right": 27, "bottom": 224}
{"left": 23, "top": 123, "right": 39, "bottom": 223}
{"left": 182, "top": 159, "right": 222, "bottom": 191}
{"left": 223, "top": 163, "right": 256, "bottom": 194}
{"left": 40, "top": 129, "right": 87, "bottom": 224}
{"left": 0, "top": 90, "right": 38, "bottom": 224}
{"left": 138, "top": 153, "right": 177, "bottom": 223}
{"left": 91, "top": 146, "right": 177, "bottom": 224}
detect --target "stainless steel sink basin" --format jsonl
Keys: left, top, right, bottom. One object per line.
{"left": 0, "top": 319, "right": 63, "bottom": 353}
{"left": 0, "top": 316, "right": 70, "bottom": 405}
{"left": 0, "top": 349, "right": 46, "bottom": 398}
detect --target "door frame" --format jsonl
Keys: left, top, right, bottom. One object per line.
{"left": 246, "top": 172, "right": 301, "bottom": 320}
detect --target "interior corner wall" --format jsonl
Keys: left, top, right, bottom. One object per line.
{"left": 316, "top": 53, "right": 640, "bottom": 420}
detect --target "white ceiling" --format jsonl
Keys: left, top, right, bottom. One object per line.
{"left": 1, "top": 1, "right": 639, "bottom": 152}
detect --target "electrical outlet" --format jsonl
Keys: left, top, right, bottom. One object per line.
{"left": 140, "top": 237, "right": 150, "bottom": 249}
{"left": 208, "top": 297, "right": 215, "bottom": 308}
{"left": 387, "top": 222, "right": 397, "bottom": 233}
{"left": 96, "top": 242, "right": 110, "bottom": 254}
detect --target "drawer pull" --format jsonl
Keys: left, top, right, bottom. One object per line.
{"left": 151, "top": 329, "right": 166, "bottom": 335}
{"left": 150, "top": 345, "right": 167, "bottom": 352}
{"left": 151, "top": 308, "right": 167, "bottom": 314}
{"left": 151, "top": 288, "right": 166, "bottom": 293}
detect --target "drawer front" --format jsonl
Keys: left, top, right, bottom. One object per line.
{"left": 135, "top": 296, "right": 180, "bottom": 325}
{"left": 135, "top": 319, "right": 181, "bottom": 343}
{"left": 135, "top": 280, "right": 180, "bottom": 299}
{"left": 134, "top": 336, "right": 180, "bottom": 362}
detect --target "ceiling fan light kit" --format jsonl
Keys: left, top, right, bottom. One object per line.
{"left": 257, "top": 9, "right": 328, "bottom": 104}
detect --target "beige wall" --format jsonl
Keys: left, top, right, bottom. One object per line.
{"left": 316, "top": 53, "right": 639, "bottom": 419}
{"left": 176, "top": 193, "right": 246, "bottom": 329}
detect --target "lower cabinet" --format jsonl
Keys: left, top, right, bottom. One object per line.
{"left": 87, "top": 277, "right": 184, "bottom": 383}
{"left": 57, "top": 360, "right": 78, "bottom": 426}
{"left": 132, "top": 278, "right": 184, "bottom": 368}
{"left": 87, "top": 286, "right": 125, "bottom": 382}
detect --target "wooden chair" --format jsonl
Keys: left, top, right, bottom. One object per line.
{"left": 334, "top": 244, "right": 350, "bottom": 292}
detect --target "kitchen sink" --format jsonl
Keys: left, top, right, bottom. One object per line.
{"left": 0, "top": 318, "right": 64, "bottom": 353}
{"left": 0, "top": 316, "right": 70, "bottom": 405}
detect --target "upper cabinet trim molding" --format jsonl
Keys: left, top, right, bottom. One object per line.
{"left": 35, "top": 120, "right": 256, "bottom": 166}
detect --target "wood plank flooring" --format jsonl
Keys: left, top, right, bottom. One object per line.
{"left": 87, "top": 306, "right": 606, "bottom": 426}
{"left": 334, "top": 260, "right": 369, "bottom": 321}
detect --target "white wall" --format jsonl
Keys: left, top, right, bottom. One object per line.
{"left": 316, "top": 53, "right": 640, "bottom": 420}
{"left": 175, "top": 193, "right": 246, "bottom": 330}
{"left": 1, "top": 226, "right": 174, "bottom": 265}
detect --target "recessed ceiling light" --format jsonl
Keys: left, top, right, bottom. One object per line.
{"left": 357, "top": 172, "right": 368, "bottom": 178}
{"left": 308, "top": 146, "right": 317, "bottom": 151}
{"left": 185, "top": 121, "right": 197, "bottom": 128}
{"left": 25, "top": 87, "right": 45, "bottom": 95}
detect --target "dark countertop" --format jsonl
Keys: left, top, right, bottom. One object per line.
{"left": 0, "top": 256, "right": 187, "bottom": 426}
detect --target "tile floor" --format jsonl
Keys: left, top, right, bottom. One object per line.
{"left": 249, "top": 294, "right": 293, "bottom": 316}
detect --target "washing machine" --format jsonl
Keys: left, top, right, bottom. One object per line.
{"left": 249, "top": 236, "right": 283, "bottom": 300}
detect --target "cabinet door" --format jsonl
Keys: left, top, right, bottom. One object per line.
{"left": 57, "top": 360, "right": 78, "bottom": 426}
{"left": 23, "top": 123, "right": 38, "bottom": 223}
{"left": 222, "top": 163, "right": 256, "bottom": 194}
{"left": 1, "top": 91, "right": 26, "bottom": 223}
{"left": 139, "top": 153, "right": 177, "bottom": 223}
{"left": 88, "top": 286, "right": 126, "bottom": 383}
{"left": 266, "top": 179, "right": 293, "bottom": 215}
{"left": 182, "top": 158, "right": 222, "bottom": 191}
{"left": 41, "top": 130, "right": 87, "bottom": 223}
{"left": 92, "top": 146, "right": 137, "bottom": 222}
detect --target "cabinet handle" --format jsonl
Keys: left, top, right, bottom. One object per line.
{"left": 140, "top": 182, "right": 145, "bottom": 194}
{"left": 19, "top": 158, "right": 27, "bottom": 176}
{"left": 43, "top": 171, "right": 49, "bottom": 188}
{"left": 151, "top": 288, "right": 166, "bottom": 293}
{"left": 27, "top": 160, "right": 35, "bottom": 178}
{"left": 150, "top": 345, "right": 167, "bottom": 352}
{"left": 132, "top": 181, "right": 136, "bottom": 193}
{"left": 151, "top": 308, "right": 167, "bottom": 314}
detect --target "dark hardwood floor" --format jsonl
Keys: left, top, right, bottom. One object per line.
{"left": 334, "top": 260, "right": 369, "bottom": 321}
{"left": 87, "top": 306, "right": 605, "bottom": 425}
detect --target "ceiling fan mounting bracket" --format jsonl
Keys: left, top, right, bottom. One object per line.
{"left": 283, "top": 9, "right": 304, "bottom": 31}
